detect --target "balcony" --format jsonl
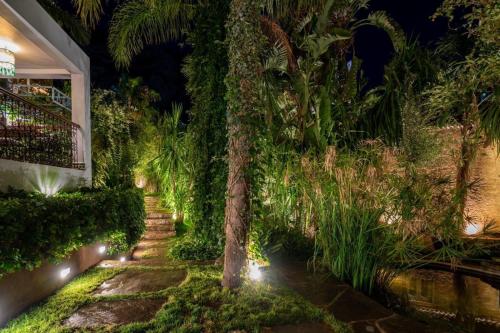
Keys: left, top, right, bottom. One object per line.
{"left": 0, "top": 87, "right": 83, "bottom": 169}
{"left": 0, "top": 0, "right": 91, "bottom": 192}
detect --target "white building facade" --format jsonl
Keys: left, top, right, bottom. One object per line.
{"left": 0, "top": 0, "right": 91, "bottom": 192}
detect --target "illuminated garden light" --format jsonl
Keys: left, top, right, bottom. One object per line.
{"left": 172, "top": 212, "right": 177, "bottom": 220}
{"left": 465, "top": 223, "right": 480, "bottom": 236}
{"left": 98, "top": 245, "right": 106, "bottom": 254}
{"left": 248, "top": 260, "right": 262, "bottom": 281}
{"left": 120, "top": 256, "right": 126, "bottom": 262}
{"left": 59, "top": 267, "right": 71, "bottom": 279}
{"left": 0, "top": 40, "right": 19, "bottom": 77}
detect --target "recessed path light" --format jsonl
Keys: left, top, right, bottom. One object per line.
{"left": 59, "top": 267, "right": 71, "bottom": 279}
{"left": 98, "top": 245, "right": 106, "bottom": 254}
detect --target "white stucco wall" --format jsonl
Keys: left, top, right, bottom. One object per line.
{"left": 0, "top": 159, "right": 88, "bottom": 193}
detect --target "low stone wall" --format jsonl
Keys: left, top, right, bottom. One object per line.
{"left": 0, "top": 243, "right": 102, "bottom": 326}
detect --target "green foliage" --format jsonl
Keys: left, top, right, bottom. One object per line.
{"left": 170, "top": 236, "right": 223, "bottom": 261}
{"left": 0, "top": 188, "right": 145, "bottom": 276}
{"left": 147, "top": 104, "right": 190, "bottom": 214}
{"left": 174, "top": 0, "right": 229, "bottom": 259}
{"left": 108, "top": 0, "right": 194, "bottom": 67}
{"left": 91, "top": 89, "right": 137, "bottom": 189}
{"left": 39, "top": 0, "right": 91, "bottom": 45}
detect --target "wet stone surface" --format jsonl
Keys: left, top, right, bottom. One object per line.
{"left": 267, "top": 255, "right": 433, "bottom": 333}
{"left": 64, "top": 299, "right": 165, "bottom": 328}
{"left": 262, "top": 322, "right": 335, "bottom": 333}
{"left": 93, "top": 269, "right": 187, "bottom": 296}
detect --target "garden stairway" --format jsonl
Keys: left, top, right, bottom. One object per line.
{"left": 131, "top": 196, "right": 176, "bottom": 261}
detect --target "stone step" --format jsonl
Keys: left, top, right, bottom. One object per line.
{"left": 146, "top": 212, "right": 172, "bottom": 219}
{"left": 132, "top": 247, "right": 166, "bottom": 260}
{"left": 147, "top": 224, "right": 175, "bottom": 232}
{"left": 142, "top": 231, "right": 176, "bottom": 240}
{"left": 135, "top": 240, "right": 169, "bottom": 250}
{"left": 145, "top": 218, "right": 173, "bottom": 226}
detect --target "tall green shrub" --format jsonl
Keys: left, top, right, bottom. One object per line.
{"left": 180, "top": 0, "right": 230, "bottom": 255}
{"left": 91, "top": 90, "right": 137, "bottom": 188}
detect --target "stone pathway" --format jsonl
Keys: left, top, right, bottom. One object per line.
{"left": 60, "top": 196, "right": 437, "bottom": 332}
{"left": 266, "top": 256, "right": 436, "bottom": 333}
{"left": 64, "top": 195, "right": 180, "bottom": 329}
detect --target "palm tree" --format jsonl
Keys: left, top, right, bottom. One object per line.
{"left": 39, "top": 0, "right": 91, "bottom": 45}
{"left": 428, "top": 0, "right": 500, "bottom": 224}
{"left": 222, "top": 0, "right": 262, "bottom": 289}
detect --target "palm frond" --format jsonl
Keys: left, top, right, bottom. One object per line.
{"left": 108, "top": 0, "right": 195, "bottom": 68}
{"left": 39, "top": 0, "right": 91, "bottom": 45}
{"left": 72, "top": 0, "right": 103, "bottom": 29}
{"left": 260, "top": 16, "right": 298, "bottom": 72}
{"left": 354, "top": 11, "right": 406, "bottom": 53}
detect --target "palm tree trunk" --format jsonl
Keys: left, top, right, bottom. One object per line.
{"left": 456, "top": 94, "right": 480, "bottom": 219}
{"left": 222, "top": 0, "right": 261, "bottom": 289}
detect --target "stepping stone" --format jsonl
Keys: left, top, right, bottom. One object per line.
{"left": 143, "top": 230, "right": 176, "bottom": 240}
{"left": 350, "top": 322, "right": 382, "bottom": 333}
{"left": 64, "top": 299, "right": 164, "bottom": 328}
{"left": 147, "top": 224, "right": 176, "bottom": 232}
{"left": 376, "top": 314, "right": 434, "bottom": 333}
{"left": 147, "top": 212, "right": 172, "bottom": 219}
{"left": 327, "top": 288, "right": 392, "bottom": 323}
{"left": 93, "top": 269, "right": 186, "bottom": 296}
{"left": 135, "top": 240, "right": 170, "bottom": 249}
{"left": 133, "top": 246, "right": 166, "bottom": 260}
{"left": 146, "top": 218, "right": 172, "bottom": 226}
{"left": 262, "top": 323, "right": 334, "bottom": 333}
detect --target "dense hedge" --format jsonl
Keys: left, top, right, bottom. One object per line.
{"left": 0, "top": 188, "right": 145, "bottom": 276}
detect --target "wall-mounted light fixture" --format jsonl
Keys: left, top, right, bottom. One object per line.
{"left": 0, "top": 40, "right": 18, "bottom": 77}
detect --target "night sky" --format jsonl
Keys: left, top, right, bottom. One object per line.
{"left": 82, "top": 0, "right": 448, "bottom": 112}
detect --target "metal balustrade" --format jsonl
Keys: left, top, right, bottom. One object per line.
{"left": 13, "top": 83, "right": 72, "bottom": 114}
{"left": 0, "top": 87, "right": 82, "bottom": 169}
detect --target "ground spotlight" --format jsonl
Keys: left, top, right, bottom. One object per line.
{"left": 248, "top": 260, "right": 262, "bottom": 281}
{"left": 98, "top": 245, "right": 106, "bottom": 254}
{"left": 59, "top": 267, "right": 71, "bottom": 279}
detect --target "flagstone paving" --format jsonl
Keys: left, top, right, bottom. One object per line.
{"left": 93, "top": 269, "right": 186, "bottom": 296}
{"left": 64, "top": 195, "right": 179, "bottom": 329}
{"left": 266, "top": 255, "right": 437, "bottom": 333}
{"left": 262, "top": 322, "right": 335, "bottom": 333}
{"left": 64, "top": 299, "right": 165, "bottom": 328}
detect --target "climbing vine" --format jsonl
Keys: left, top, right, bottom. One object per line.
{"left": 172, "top": 0, "right": 230, "bottom": 258}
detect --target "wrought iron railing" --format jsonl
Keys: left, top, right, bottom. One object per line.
{"left": 0, "top": 87, "right": 82, "bottom": 168}
{"left": 13, "top": 84, "right": 72, "bottom": 114}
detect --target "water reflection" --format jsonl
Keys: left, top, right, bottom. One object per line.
{"left": 390, "top": 270, "right": 500, "bottom": 331}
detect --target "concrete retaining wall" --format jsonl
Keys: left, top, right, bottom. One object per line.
{"left": 0, "top": 243, "right": 102, "bottom": 326}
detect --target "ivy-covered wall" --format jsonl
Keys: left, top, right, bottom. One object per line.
{"left": 182, "top": 0, "right": 230, "bottom": 253}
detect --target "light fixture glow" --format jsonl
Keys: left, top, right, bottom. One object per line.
{"left": 98, "top": 245, "right": 106, "bottom": 254}
{"left": 59, "top": 267, "right": 71, "bottom": 279}
{"left": 0, "top": 48, "right": 14, "bottom": 77}
{"left": 465, "top": 223, "right": 480, "bottom": 236}
{"left": 120, "top": 256, "right": 126, "bottom": 262}
{"left": 248, "top": 260, "right": 262, "bottom": 281}
{"left": 0, "top": 40, "right": 18, "bottom": 78}
{"left": 172, "top": 212, "right": 177, "bottom": 220}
